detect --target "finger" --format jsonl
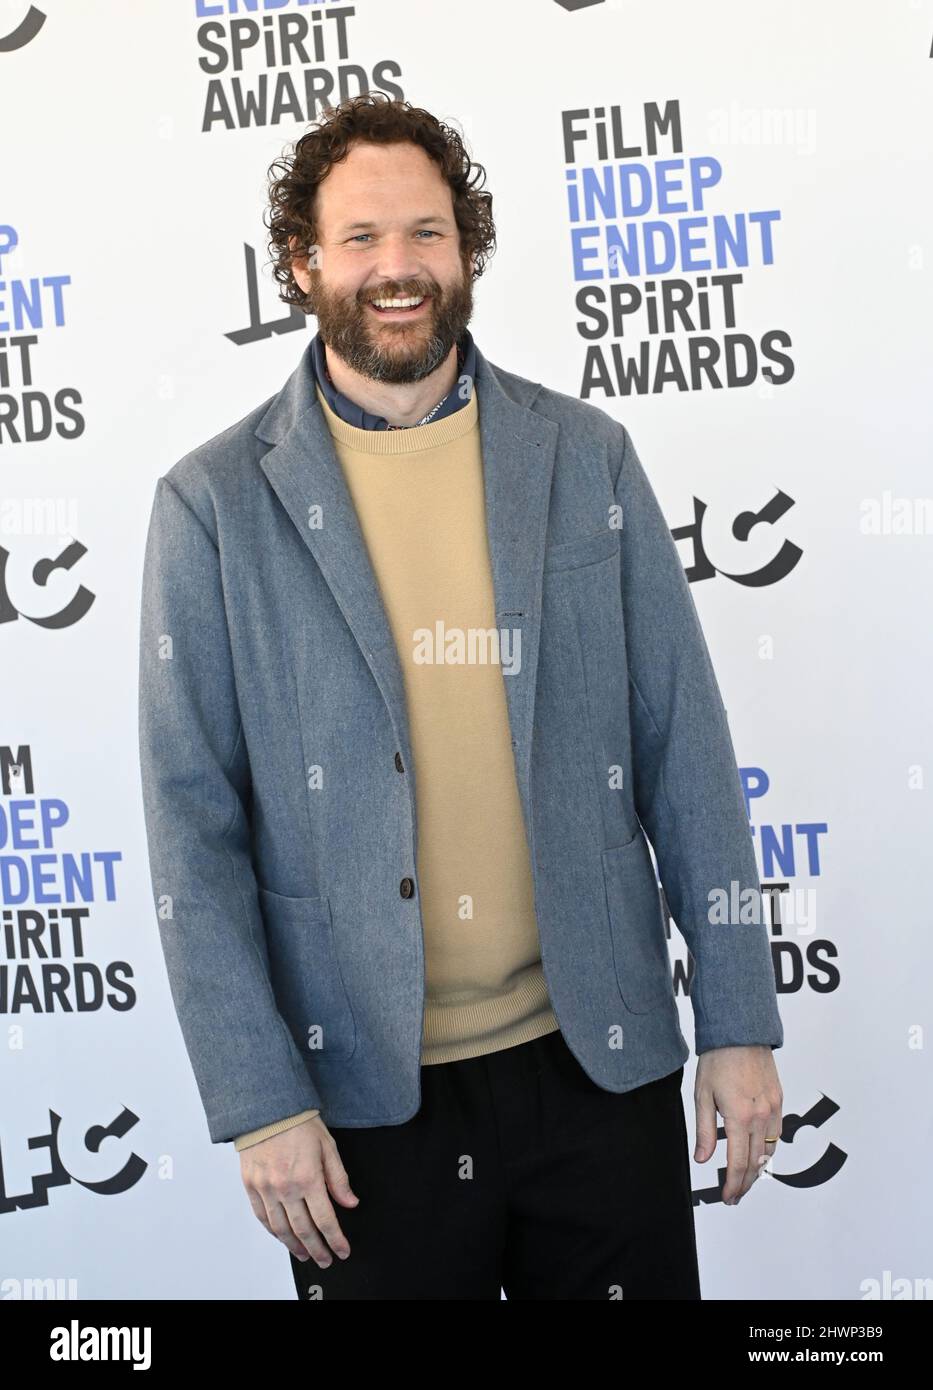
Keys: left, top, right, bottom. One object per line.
{"left": 263, "top": 1196, "right": 326, "bottom": 1264}
{"left": 722, "top": 1118, "right": 750, "bottom": 1205}
{"left": 321, "top": 1135, "right": 360, "bottom": 1208}
{"left": 283, "top": 1198, "right": 336, "bottom": 1267}
{"left": 305, "top": 1177, "right": 351, "bottom": 1260}
{"left": 761, "top": 1105, "right": 783, "bottom": 1169}
{"left": 693, "top": 1083, "right": 719, "bottom": 1162}
{"left": 739, "top": 1106, "right": 770, "bottom": 1199}
{"left": 245, "top": 1185, "right": 272, "bottom": 1232}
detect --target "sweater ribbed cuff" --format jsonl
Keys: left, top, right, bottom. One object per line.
{"left": 234, "top": 1109, "right": 321, "bottom": 1152}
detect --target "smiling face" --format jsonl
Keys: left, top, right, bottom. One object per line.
{"left": 291, "top": 140, "right": 475, "bottom": 384}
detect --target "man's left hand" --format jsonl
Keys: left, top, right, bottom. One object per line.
{"left": 693, "top": 1045, "right": 784, "bottom": 1205}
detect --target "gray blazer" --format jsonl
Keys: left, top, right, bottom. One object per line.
{"left": 137, "top": 338, "right": 783, "bottom": 1144}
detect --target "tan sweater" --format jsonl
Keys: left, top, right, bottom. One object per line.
{"left": 234, "top": 382, "right": 558, "bottom": 1151}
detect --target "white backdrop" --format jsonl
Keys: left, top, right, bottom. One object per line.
{"left": 1, "top": 0, "right": 931, "bottom": 1301}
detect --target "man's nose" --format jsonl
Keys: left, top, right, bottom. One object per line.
{"left": 371, "top": 237, "right": 426, "bottom": 288}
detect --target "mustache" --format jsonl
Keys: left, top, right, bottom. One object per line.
{"left": 360, "top": 285, "right": 436, "bottom": 304}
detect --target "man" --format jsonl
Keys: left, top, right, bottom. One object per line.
{"left": 138, "top": 93, "right": 784, "bottom": 1301}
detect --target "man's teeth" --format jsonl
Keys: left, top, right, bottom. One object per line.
{"left": 371, "top": 296, "right": 425, "bottom": 309}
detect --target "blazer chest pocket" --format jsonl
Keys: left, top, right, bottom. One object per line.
{"left": 543, "top": 528, "right": 620, "bottom": 574}
{"left": 257, "top": 887, "right": 357, "bottom": 1061}
{"left": 601, "top": 832, "right": 673, "bottom": 1014}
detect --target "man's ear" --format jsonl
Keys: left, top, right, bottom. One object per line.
{"left": 289, "top": 234, "right": 311, "bottom": 292}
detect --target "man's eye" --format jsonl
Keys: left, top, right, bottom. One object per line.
{"left": 348, "top": 231, "right": 439, "bottom": 244}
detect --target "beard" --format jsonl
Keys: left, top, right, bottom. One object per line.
{"left": 306, "top": 259, "right": 474, "bottom": 385}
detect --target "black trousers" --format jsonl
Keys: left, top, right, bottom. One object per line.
{"left": 289, "top": 1027, "right": 701, "bottom": 1300}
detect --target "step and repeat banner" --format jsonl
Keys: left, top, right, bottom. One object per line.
{"left": 1, "top": 0, "right": 931, "bottom": 1301}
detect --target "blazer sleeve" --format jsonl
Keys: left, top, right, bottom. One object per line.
{"left": 612, "top": 426, "right": 784, "bottom": 1055}
{"left": 138, "top": 475, "right": 324, "bottom": 1143}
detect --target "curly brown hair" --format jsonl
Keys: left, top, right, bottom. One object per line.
{"left": 264, "top": 93, "right": 496, "bottom": 314}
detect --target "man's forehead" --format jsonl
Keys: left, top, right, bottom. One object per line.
{"left": 318, "top": 185, "right": 455, "bottom": 235}
{"left": 333, "top": 212, "right": 451, "bottom": 233}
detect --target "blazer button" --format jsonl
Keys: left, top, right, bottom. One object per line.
{"left": 399, "top": 877, "right": 415, "bottom": 899}
{"left": 394, "top": 751, "right": 404, "bottom": 773}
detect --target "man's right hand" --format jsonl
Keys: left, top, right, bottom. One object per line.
{"left": 239, "top": 1116, "right": 359, "bottom": 1266}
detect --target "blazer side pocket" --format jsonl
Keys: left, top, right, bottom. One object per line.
{"left": 601, "top": 832, "right": 673, "bottom": 1014}
{"left": 257, "top": 887, "right": 358, "bottom": 1061}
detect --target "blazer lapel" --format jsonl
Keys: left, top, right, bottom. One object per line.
{"left": 472, "top": 349, "right": 558, "bottom": 826}
{"left": 255, "top": 338, "right": 558, "bottom": 842}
